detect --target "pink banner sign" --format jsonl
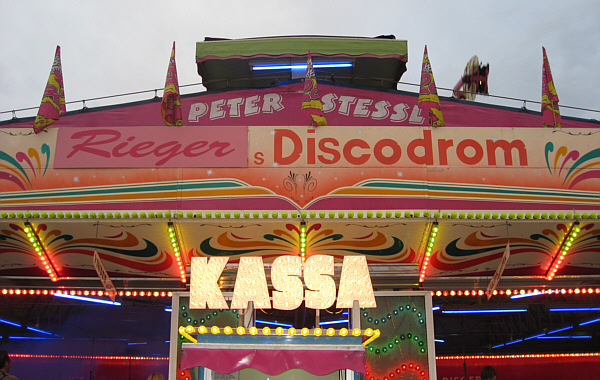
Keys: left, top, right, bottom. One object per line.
{"left": 55, "top": 126, "right": 248, "bottom": 168}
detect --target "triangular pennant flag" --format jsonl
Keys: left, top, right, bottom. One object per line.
{"left": 541, "top": 47, "right": 561, "bottom": 128}
{"left": 301, "top": 51, "right": 327, "bottom": 127}
{"left": 34, "top": 46, "right": 66, "bottom": 134}
{"left": 162, "top": 41, "right": 183, "bottom": 126}
{"left": 418, "top": 45, "right": 445, "bottom": 127}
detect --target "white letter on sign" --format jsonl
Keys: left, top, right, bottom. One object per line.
{"left": 231, "top": 257, "right": 271, "bottom": 309}
{"left": 336, "top": 256, "right": 376, "bottom": 308}
{"left": 271, "top": 256, "right": 303, "bottom": 310}
{"left": 190, "top": 257, "right": 229, "bottom": 309}
{"left": 304, "top": 255, "right": 336, "bottom": 309}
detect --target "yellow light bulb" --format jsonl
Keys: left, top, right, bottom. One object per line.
{"left": 249, "top": 326, "right": 258, "bottom": 335}
{"left": 275, "top": 327, "right": 284, "bottom": 336}
{"left": 262, "top": 327, "right": 271, "bottom": 335}
{"left": 236, "top": 326, "right": 246, "bottom": 335}
{"left": 301, "top": 327, "right": 309, "bottom": 336}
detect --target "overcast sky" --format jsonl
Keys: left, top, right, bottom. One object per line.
{"left": 1, "top": 0, "right": 599, "bottom": 122}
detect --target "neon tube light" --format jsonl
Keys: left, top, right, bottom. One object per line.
{"left": 254, "top": 320, "right": 293, "bottom": 328}
{"left": 546, "top": 222, "right": 580, "bottom": 280}
{"left": 54, "top": 292, "right": 122, "bottom": 306}
{"left": 167, "top": 222, "right": 187, "bottom": 283}
{"left": 442, "top": 308, "right": 527, "bottom": 314}
{"left": 299, "top": 221, "right": 307, "bottom": 261}
{"left": 164, "top": 307, "right": 172, "bottom": 313}
{"left": 579, "top": 317, "right": 600, "bottom": 326}
{"left": 0, "top": 318, "right": 21, "bottom": 327}
{"left": 24, "top": 222, "right": 59, "bottom": 282}
{"left": 252, "top": 62, "right": 353, "bottom": 71}
{"left": 511, "top": 291, "right": 546, "bottom": 299}
{"left": 538, "top": 335, "right": 591, "bottom": 339}
{"left": 419, "top": 222, "right": 438, "bottom": 283}
{"left": 319, "top": 319, "right": 350, "bottom": 326}
{"left": 546, "top": 326, "right": 574, "bottom": 335}
{"left": 26, "top": 326, "right": 54, "bottom": 336}
{"left": 432, "top": 306, "right": 440, "bottom": 311}
{"left": 549, "top": 307, "right": 600, "bottom": 312}
{"left": 434, "top": 339, "right": 445, "bottom": 343}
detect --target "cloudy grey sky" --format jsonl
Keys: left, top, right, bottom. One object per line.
{"left": 1, "top": 0, "right": 599, "bottom": 122}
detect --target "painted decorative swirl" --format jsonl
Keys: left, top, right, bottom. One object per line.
{"left": 545, "top": 142, "right": 600, "bottom": 188}
{"left": 0, "top": 223, "right": 173, "bottom": 275}
{"left": 0, "top": 144, "right": 51, "bottom": 190}
{"left": 198, "top": 223, "right": 410, "bottom": 263}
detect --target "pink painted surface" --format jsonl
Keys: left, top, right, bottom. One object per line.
{"left": 6, "top": 83, "right": 598, "bottom": 129}
{"left": 54, "top": 126, "right": 248, "bottom": 168}
{"left": 180, "top": 347, "right": 366, "bottom": 375}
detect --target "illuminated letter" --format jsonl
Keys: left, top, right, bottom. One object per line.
{"left": 336, "top": 256, "right": 376, "bottom": 308}
{"left": 231, "top": 257, "right": 271, "bottom": 309}
{"left": 272, "top": 256, "right": 303, "bottom": 310}
{"left": 190, "top": 257, "right": 229, "bottom": 309}
{"left": 304, "top": 255, "right": 336, "bottom": 309}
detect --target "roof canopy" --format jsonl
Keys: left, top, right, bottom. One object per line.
{"left": 196, "top": 36, "right": 408, "bottom": 91}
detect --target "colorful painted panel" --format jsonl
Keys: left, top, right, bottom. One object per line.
{"left": 362, "top": 293, "right": 435, "bottom": 380}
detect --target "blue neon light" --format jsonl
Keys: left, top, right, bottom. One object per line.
{"left": 579, "top": 317, "right": 600, "bottom": 326}
{"left": 538, "top": 335, "right": 591, "bottom": 339}
{"left": 549, "top": 307, "right": 600, "bottom": 312}
{"left": 255, "top": 320, "right": 293, "bottom": 328}
{"left": 0, "top": 318, "right": 22, "bottom": 328}
{"left": 252, "top": 62, "right": 353, "bottom": 71}
{"left": 510, "top": 292, "right": 545, "bottom": 299}
{"left": 434, "top": 339, "right": 445, "bottom": 343}
{"left": 26, "top": 326, "right": 54, "bottom": 336}
{"left": 319, "top": 319, "right": 350, "bottom": 326}
{"left": 432, "top": 306, "right": 440, "bottom": 311}
{"left": 492, "top": 343, "right": 505, "bottom": 349}
{"left": 8, "top": 336, "right": 58, "bottom": 340}
{"left": 54, "top": 293, "right": 121, "bottom": 306}
{"left": 524, "top": 333, "right": 546, "bottom": 341}
{"left": 546, "top": 326, "right": 574, "bottom": 335}
{"left": 164, "top": 307, "right": 172, "bottom": 313}
{"left": 441, "top": 309, "right": 527, "bottom": 314}
{"left": 127, "top": 342, "right": 147, "bottom": 345}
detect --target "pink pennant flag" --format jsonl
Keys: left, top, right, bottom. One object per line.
{"left": 418, "top": 45, "right": 445, "bottom": 127}
{"left": 34, "top": 46, "right": 66, "bottom": 134}
{"left": 301, "top": 51, "right": 327, "bottom": 127}
{"left": 541, "top": 47, "right": 561, "bottom": 128}
{"left": 162, "top": 41, "right": 183, "bottom": 126}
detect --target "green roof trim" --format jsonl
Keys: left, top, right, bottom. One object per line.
{"left": 196, "top": 36, "right": 408, "bottom": 61}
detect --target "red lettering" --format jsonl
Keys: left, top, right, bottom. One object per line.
{"left": 437, "top": 139, "right": 454, "bottom": 165}
{"left": 486, "top": 139, "right": 528, "bottom": 166}
{"left": 209, "top": 141, "right": 235, "bottom": 157}
{"left": 343, "top": 139, "right": 370, "bottom": 165}
{"left": 457, "top": 139, "right": 484, "bottom": 165}
{"left": 128, "top": 141, "right": 155, "bottom": 158}
{"left": 183, "top": 141, "right": 209, "bottom": 156}
{"left": 318, "top": 138, "right": 340, "bottom": 164}
{"left": 253, "top": 152, "right": 264, "bottom": 165}
{"left": 373, "top": 139, "right": 401, "bottom": 165}
{"left": 112, "top": 137, "right": 136, "bottom": 157}
{"left": 307, "top": 129, "right": 316, "bottom": 165}
{"left": 66, "top": 129, "right": 121, "bottom": 159}
{"left": 408, "top": 130, "right": 434, "bottom": 165}
{"left": 154, "top": 141, "right": 184, "bottom": 165}
{"left": 275, "top": 129, "right": 302, "bottom": 165}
